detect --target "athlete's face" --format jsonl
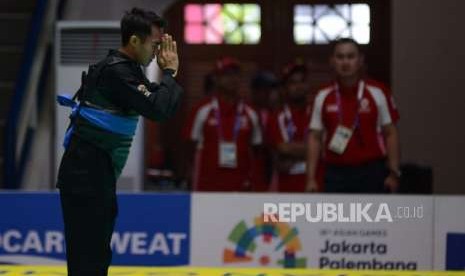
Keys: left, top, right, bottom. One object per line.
{"left": 331, "top": 42, "right": 363, "bottom": 78}
{"left": 135, "top": 26, "right": 162, "bottom": 66}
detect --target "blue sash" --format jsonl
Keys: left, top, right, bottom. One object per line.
{"left": 57, "top": 94, "right": 138, "bottom": 149}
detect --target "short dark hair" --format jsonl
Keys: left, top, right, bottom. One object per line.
{"left": 330, "top": 37, "right": 362, "bottom": 55}
{"left": 251, "top": 71, "right": 278, "bottom": 90}
{"left": 121, "top": 7, "right": 166, "bottom": 46}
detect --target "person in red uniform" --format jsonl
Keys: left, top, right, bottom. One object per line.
{"left": 268, "top": 62, "right": 314, "bottom": 192}
{"left": 306, "top": 38, "right": 400, "bottom": 193}
{"left": 184, "top": 57, "right": 262, "bottom": 191}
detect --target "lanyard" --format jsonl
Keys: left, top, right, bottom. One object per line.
{"left": 260, "top": 109, "right": 269, "bottom": 128}
{"left": 335, "top": 80, "right": 365, "bottom": 130}
{"left": 212, "top": 97, "right": 243, "bottom": 142}
{"left": 283, "top": 105, "right": 297, "bottom": 142}
{"left": 283, "top": 105, "right": 312, "bottom": 142}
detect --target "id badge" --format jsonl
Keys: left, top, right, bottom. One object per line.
{"left": 219, "top": 142, "right": 237, "bottom": 168}
{"left": 289, "top": 161, "right": 306, "bottom": 175}
{"left": 328, "top": 125, "right": 353, "bottom": 154}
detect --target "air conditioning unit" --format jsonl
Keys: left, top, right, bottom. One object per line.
{"left": 55, "top": 21, "right": 150, "bottom": 191}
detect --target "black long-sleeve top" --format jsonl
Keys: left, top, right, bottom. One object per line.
{"left": 73, "top": 49, "right": 183, "bottom": 178}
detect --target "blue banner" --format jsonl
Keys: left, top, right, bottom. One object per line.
{"left": 446, "top": 232, "right": 465, "bottom": 270}
{"left": 112, "top": 193, "right": 191, "bottom": 266}
{"left": 0, "top": 192, "right": 190, "bottom": 266}
{"left": 0, "top": 193, "right": 64, "bottom": 264}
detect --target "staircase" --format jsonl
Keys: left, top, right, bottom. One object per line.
{"left": 0, "top": 0, "right": 36, "bottom": 187}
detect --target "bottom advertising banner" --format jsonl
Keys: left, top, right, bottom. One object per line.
{"left": 0, "top": 192, "right": 190, "bottom": 266}
{"left": 190, "top": 193, "right": 434, "bottom": 270}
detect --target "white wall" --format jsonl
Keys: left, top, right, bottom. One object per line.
{"left": 22, "top": 72, "right": 55, "bottom": 190}
{"left": 392, "top": 0, "right": 465, "bottom": 193}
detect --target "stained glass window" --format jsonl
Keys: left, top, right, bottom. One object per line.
{"left": 294, "top": 4, "right": 370, "bottom": 45}
{"left": 184, "top": 3, "right": 261, "bottom": 44}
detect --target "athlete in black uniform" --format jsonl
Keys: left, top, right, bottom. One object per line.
{"left": 56, "top": 8, "right": 183, "bottom": 276}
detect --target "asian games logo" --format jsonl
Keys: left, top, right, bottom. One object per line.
{"left": 223, "top": 214, "right": 307, "bottom": 268}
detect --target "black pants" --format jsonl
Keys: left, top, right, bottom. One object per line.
{"left": 324, "top": 159, "right": 389, "bottom": 194}
{"left": 57, "top": 136, "right": 117, "bottom": 276}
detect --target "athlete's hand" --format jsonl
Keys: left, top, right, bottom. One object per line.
{"left": 157, "top": 34, "right": 179, "bottom": 73}
{"left": 384, "top": 174, "right": 399, "bottom": 193}
{"left": 305, "top": 178, "right": 318, "bottom": 193}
